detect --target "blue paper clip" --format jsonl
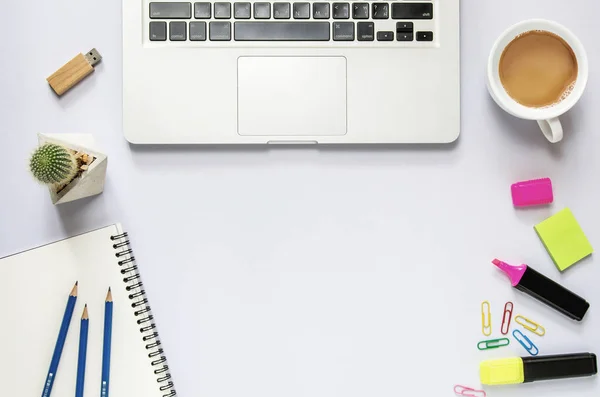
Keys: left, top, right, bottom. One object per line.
{"left": 513, "top": 329, "right": 539, "bottom": 356}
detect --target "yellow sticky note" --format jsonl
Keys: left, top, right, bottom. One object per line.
{"left": 534, "top": 208, "right": 593, "bottom": 271}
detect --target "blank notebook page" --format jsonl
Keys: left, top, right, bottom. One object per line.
{"left": 0, "top": 224, "right": 172, "bottom": 397}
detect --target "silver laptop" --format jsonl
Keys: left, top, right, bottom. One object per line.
{"left": 123, "top": 0, "right": 460, "bottom": 144}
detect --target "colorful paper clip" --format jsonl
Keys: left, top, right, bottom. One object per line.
{"left": 500, "top": 301, "right": 513, "bottom": 335}
{"left": 454, "top": 385, "right": 487, "bottom": 397}
{"left": 477, "top": 338, "right": 510, "bottom": 351}
{"left": 515, "top": 315, "right": 545, "bottom": 336}
{"left": 481, "top": 301, "right": 492, "bottom": 336}
{"left": 513, "top": 329, "right": 539, "bottom": 356}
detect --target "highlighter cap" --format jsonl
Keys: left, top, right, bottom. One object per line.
{"left": 480, "top": 357, "right": 524, "bottom": 385}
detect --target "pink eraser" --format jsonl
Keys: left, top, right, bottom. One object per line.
{"left": 511, "top": 178, "right": 553, "bottom": 207}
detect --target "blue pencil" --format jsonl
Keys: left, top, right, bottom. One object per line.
{"left": 75, "top": 305, "right": 89, "bottom": 397}
{"left": 100, "top": 288, "right": 113, "bottom": 397}
{"left": 41, "top": 282, "right": 78, "bottom": 397}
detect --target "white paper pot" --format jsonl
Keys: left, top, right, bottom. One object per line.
{"left": 37, "top": 133, "right": 108, "bottom": 205}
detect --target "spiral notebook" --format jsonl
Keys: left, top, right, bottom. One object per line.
{"left": 0, "top": 224, "right": 176, "bottom": 397}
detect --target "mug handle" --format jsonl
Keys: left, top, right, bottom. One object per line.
{"left": 537, "top": 118, "right": 563, "bottom": 143}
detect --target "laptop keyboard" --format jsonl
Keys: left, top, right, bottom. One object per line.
{"left": 147, "top": 1, "right": 435, "bottom": 43}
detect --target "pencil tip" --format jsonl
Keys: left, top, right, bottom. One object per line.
{"left": 75, "top": 281, "right": 78, "bottom": 286}
{"left": 106, "top": 288, "right": 113, "bottom": 302}
{"left": 71, "top": 282, "right": 79, "bottom": 296}
{"left": 82, "top": 305, "right": 89, "bottom": 319}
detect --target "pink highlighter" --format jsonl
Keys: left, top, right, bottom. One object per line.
{"left": 511, "top": 178, "right": 553, "bottom": 207}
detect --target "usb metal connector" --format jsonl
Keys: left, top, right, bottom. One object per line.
{"left": 84, "top": 48, "right": 102, "bottom": 67}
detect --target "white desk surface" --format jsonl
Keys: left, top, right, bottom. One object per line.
{"left": 1, "top": 1, "right": 599, "bottom": 396}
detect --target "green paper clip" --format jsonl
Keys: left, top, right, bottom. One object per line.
{"left": 477, "top": 338, "right": 510, "bottom": 350}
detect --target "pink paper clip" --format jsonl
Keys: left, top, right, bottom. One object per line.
{"left": 454, "top": 385, "right": 486, "bottom": 397}
{"left": 511, "top": 178, "right": 553, "bottom": 207}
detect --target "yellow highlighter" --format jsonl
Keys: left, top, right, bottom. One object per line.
{"left": 480, "top": 353, "right": 597, "bottom": 385}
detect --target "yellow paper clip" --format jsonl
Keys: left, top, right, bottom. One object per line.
{"left": 515, "top": 315, "right": 545, "bottom": 336}
{"left": 481, "top": 301, "right": 492, "bottom": 336}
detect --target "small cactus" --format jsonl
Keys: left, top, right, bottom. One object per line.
{"left": 29, "top": 143, "right": 78, "bottom": 185}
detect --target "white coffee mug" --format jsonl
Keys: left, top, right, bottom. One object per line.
{"left": 487, "top": 19, "right": 588, "bottom": 143}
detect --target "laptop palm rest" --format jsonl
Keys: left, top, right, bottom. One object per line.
{"left": 237, "top": 56, "right": 347, "bottom": 137}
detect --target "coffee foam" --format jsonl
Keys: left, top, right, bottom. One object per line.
{"left": 538, "top": 81, "right": 576, "bottom": 109}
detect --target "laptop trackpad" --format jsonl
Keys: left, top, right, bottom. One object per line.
{"left": 237, "top": 57, "right": 347, "bottom": 136}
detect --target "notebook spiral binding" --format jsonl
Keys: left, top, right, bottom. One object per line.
{"left": 111, "top": 232, "right": 177, "bottom": 397}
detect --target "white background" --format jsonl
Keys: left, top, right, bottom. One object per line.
{"left": 1, "top": 1, "right": 599, "bottom": 396}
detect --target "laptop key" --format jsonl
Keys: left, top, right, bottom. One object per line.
{"left": 416, "top": 31, "right": 433, "bottom": 41}
{"left": 293, "top": 3, "right": 310, "bottom": 19}
{"left": 357, "top": 21, "right": 374, "bottom": 41}
{"left": 396, "top": 32, "right": 413, "bottom": 41}
{"left": 214, "top": 2, "right": 231, "bottom": 18}
{"left": 189, "top": 21, "right": 207, "bottom": 40}
{"left": 372, "top": 3, "right": 388, "bottom": 19}
{"left": 254, "top": 2, "right": 271, "bottom": 19}
{"left": 194, "top": 2, "right": 211, "bottom": 18}
{"left": 332, "top": 3, "right": 350, "bottom": 19}
{"left": 149, "top": 21, "right": 167, "bottom": 40}
{"left": 333, "top": 21, "right": 354, "bottom": 40}
{"left": 150, "top": 2, "right": 191, "bottom": 18}
{"left": 209, "top": 21, "right": 231, "bottom": 40}
{"left": 396, "top": 21, "right": 413, "bottom": 32}
{"left": 376, "top": 31, "right": 393, "bottom": 41}
{"left": 273, "top": 3, "right": 291, "bottom": 19}
{"left": 313, "top": 3, "right": 330, "bottom": 19}
{"left": 352, "top": 3, "right": 368, "bottom": 19}
{"left": 234, "top": 22, "right": 330, "bottom": 40}
{"left": 170, "top": 21, "right": 187, "bottom": 40}
{"left": 234, "top": 2, "right": 251, "bottom": 18}
{"left": 391, "top": 3, "right": 433, "bottom": 19}
{"left": 396, "top": 22, "right": 414, "bottom": 41}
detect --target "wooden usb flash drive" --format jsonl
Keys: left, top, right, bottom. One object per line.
{"left": 47, "top": 49, "right": 102, "bottom": 96}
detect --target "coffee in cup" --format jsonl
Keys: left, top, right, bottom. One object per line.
{"left": 487, "top": 20, "right": 588, "bottom": 143}
{"left": 499, "top": 31, "right": 578, "bottom": 108}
